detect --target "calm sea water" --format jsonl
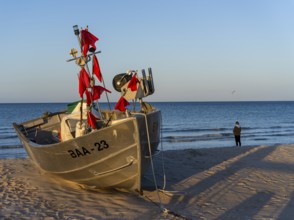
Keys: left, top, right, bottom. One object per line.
{"left": 1, "top": 102, "right": 294, "bottom": 158}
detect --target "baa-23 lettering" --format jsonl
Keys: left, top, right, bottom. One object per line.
{"left": 68, "top": 140, "right": 109, "bottom": 158}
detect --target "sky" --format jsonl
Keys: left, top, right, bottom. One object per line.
{"left": 1, "top": 0, "right": 294, "bottom": 103}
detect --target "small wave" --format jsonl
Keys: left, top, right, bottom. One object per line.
{"left": 271, "top": 133, "right": 294, "bottom": 137}
{"left": 181, "top": 127, "right": 228, "bottom": 132}
{"left": 163, "top": 127, "right": 229, "bottom": 133}
{"left": 0, "top": 145, "right": 23, "bottom": 149}
{"left": 0, "top": 127, "right": 14, "bottom": 130}
{"left": 269, "top": 126, "right": 283, "bottom": 129}
{"left": 252, "top": 138, "right": 268, "bottom": 141}
{"left": 0, "top": 129, "right": 16, "bottom": 135}
{"left": 245, "top": 132, "right": 294, "bottom": 138}
{"left": 0, "top": 134, "right": 18, "bottom": 139}
{"left": 162, "top": 125, "right": 294, "bottom": 135}
{"left": 162, "top": 129, "right": 294, "bottom": 144}
{"left": 163, "top": 133, "right": 233, "bottom": 143}
{"left": 242, "top": 126, "right": 294, "bottom": 131}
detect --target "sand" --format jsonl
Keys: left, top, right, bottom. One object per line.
{"left": 1, "top": 144, "right": 294, "bottom": 219}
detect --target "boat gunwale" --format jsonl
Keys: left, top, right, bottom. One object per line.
{"left": 13, "top": 109, "right": 160, "bottom": 148}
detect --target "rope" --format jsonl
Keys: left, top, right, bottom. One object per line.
{"left": 159, "top": 112, "right": 167, "bottom": 190}
{"left": 140, "top": 193, "right": 191, "bottom": 220}
{"left": 142, "top": 113, "right": 163, "bottom": 209}
{"left": 134, "top": 112, "right": 190, "bottom": 220}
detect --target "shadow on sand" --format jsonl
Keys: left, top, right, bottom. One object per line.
{"left": 142, "top": 145, "right": 294, "bottom": 219}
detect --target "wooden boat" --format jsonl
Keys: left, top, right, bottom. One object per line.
{"left": 13, "top": 25, "right": 161, "bottom": 193}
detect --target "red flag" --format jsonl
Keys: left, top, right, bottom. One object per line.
{"left": 114, "top": 96, "right": 130, "bottom": 112}
{"left": 93, "top": 55, "right": 102, "bottom": 82}
{"left": 87, "top": 112, "right": 97, "bottom": 129}
{"left": 92, "top": 85, "right": 111, "bottom": 100}
{"left": 81, "top": 29, "right": 98, "bottom": 56}
{"left": 78, "top": 68, "right": 90, "bottom": 97}
{"left": 80, "top": 68, "right": 90, "bottom": 87}
{"left": 78, "top": 75, "right": 86, "bottom": 98}
{"left": 128, "top": 73, "right": 140, "bottom": 91}
{"left": 85, "top": 89, "right": 92, "bottom": 105}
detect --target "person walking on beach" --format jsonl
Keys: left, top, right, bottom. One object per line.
{"left": 233, "top": 121, "right": 241, "bottom": 146}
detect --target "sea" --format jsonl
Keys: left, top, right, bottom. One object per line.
{"left": 1, "top": 101, "right": 294, "bottom": 159}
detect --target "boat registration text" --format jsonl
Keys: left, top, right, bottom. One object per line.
{"left": 67, "top": 140, "right": 109, "bottom": 158}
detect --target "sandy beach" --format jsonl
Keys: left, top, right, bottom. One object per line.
{"left": 1, "top": 144, "right": 294, "bottom": 219}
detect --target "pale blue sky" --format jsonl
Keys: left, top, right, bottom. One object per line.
{"left": 1, "top": 0, "right": 294, "bottom": 103}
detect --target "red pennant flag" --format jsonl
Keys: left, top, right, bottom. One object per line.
{"left": 128, "top": 73, "right": 140, "bottom": 91}
{"left": 92, "top": 85, "right": 111, "bottom": 100}
{"left": 87, "top": 112, "right": 97, "bottom": 129}
{"left": 80, "top": 68, "right": 90, "bottom": 87}
{"left": 78, "top": 68, "right": 90, "bottom": 97}
{"left": 93, "top": 55, "right": 102, "bottom": 82}
{"left": 85, "top": 89, "right": 92, "bottom": 105}
{"left": 114, "top": 96, "right": 130, "bottom": 112}
{"left": 78, "top": 75, "right": 86, "bottom": 98}
{"left": 81, "top": 29, "right": 98, "bottom": 56}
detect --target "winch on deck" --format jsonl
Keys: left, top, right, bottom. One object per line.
{"left": 112, "top": 68, "right": 155, "bottom": 101}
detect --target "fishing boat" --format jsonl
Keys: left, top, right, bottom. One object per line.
{"left": 13, "top": 25, "right": 161, "bottom": 193}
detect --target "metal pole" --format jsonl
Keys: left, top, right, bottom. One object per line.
{"left": 66, "top": 51, "right": 101, "bottom": 62}
{"left": 73, "top": 26, "right": 84, "bottom": 128}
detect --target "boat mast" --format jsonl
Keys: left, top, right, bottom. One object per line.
{"left": 73, "top": 25, "right": 106, "bottom": 125}
{"left": 72, "top": 25, "right": 85, "bottom": 128}
{"left": 72, "top": 25, "right": 112, "bottom": 120}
